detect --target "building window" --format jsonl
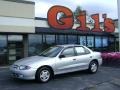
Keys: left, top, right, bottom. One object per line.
{"left": 45, "top": 35, "right": 55, "bottom": 45}
{"left": 0, "top": 35, "right": 7, "bottom": 65}
{"left": 68, "top": 35, "right": 77, "bottom": 44}
{"left": 8, "top": 35, "right": 23, "bottom": 63}
{"left": 87, "top": 36, "right": 94, "bottom": 47}
{"left": 8, "top": 35, "right": 23, "bottom": 42}
{"left": 102, "top": 37, "right": 108, "bottom": 52}
{"left": 103, "top": 37, "right": 108, "bottom": 47}
{"left": 108, "top": 37, "right": 115, "bottom": 51}
{"left": 43, "top": 35, "right": 56, "bottom": 50}
{"left": 79, "top": 36, "right": 86, "bottom": 46}
{"left": 56, "top": 35, "right": 67, "bottom": 44}
{"left": 95, "top": 36, "right": 102, "bottom": 48}
{"left": 28, "top": 34, "right": 42, "bottom": 56}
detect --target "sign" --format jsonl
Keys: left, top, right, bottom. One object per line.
{"left": 47, "top": 5, "right": 115, "bottom": 33}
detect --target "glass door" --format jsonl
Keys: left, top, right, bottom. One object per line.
{"left": 0, "top": 35, "right": 7, "bottom": 65}
{"left": 8, "top": 35, "right": 23, "bottom": 64}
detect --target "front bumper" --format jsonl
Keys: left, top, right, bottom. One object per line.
{"left": 10, "top": 66, "right": 37, "bottom": 80}
{"left": 98, "top": 58, "right": 103, "bottom": 66}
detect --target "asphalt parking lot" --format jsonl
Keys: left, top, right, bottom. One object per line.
{"left": 0, "top": 66, "right": 120, "bottom": 90}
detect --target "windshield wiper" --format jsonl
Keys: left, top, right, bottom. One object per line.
{"left": 39, "top": 54, "right": 47, "bottom": 57}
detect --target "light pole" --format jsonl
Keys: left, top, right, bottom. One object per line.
{"left": 117, "top": 0, "right": 120, "bottom": 51}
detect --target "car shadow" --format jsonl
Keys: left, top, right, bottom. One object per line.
{"left": 53, "top": 70, "right": 90, "bottom": 80}
{"left": 9, "top": 70, "right": 89, "bottom": 84}
{"left": 10, "top": 78, "right": 36, "bottom": 84}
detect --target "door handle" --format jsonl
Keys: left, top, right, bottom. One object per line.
{"left": 73, "top": 59, "right": 76, "bottom": 60}
{"left": 90, "top": 56, "right": 92, "bottom": 58}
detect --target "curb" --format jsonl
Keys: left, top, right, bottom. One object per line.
{"left": 0, "top": 66, "right": 9, "bottom": 69}
{"left": 110, "top": 78, "right": 120, "bottom": 86}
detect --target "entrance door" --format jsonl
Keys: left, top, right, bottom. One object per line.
{"left": 8, "top": 35, "right": 23, "bottom": 64}
{"left": 0, "top": 35, "right": 7, "bottom": 65}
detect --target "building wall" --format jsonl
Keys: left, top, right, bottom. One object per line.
{"left": 0, "top": 0, "right": 35, "bottom": 33}
{"left": 0, "top": 0, "right": 35, "bottom": 65}
{"left": 35, "top": 19, "right": 95, "bottom": 29}
{"left": 35, "top": 18, "right": 118, "bottom": 33}
{"left": 117, "top": 0, "right": 120, "bottom": 51}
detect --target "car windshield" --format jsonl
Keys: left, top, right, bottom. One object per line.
{"left": 39, "top": 46, "right": 63, "bottom": 57}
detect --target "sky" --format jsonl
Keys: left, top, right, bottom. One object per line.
{"left": 26, "top": 0, "right": 118, "bottom": 20}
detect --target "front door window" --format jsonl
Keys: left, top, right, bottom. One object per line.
{"left": 61, "top": 47, "right": 75, "bottom": 57}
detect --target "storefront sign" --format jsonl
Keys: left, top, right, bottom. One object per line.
{"left": 47, "top": 5, "right": 115, "bottom": 33}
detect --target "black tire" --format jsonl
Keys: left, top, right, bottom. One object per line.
{"left": 35, "top": 67, "right": 52, "bottom": 83}
{"left": 88, "top": 61, "right": 98, "bottom": 74}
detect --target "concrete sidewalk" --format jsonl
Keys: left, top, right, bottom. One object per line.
{"left": 0, "top": 66, "right": 9, "bottom": 69}
{"left": 84, "top": 78, "right": 120, "bottom": 90}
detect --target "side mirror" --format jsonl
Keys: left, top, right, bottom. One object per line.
{"left": 59, "top": 55, "right": 65, "bottom": 58}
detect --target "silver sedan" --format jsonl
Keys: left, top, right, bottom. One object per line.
{"left": 10, "top": 45, "right": 102, "bottom": 83}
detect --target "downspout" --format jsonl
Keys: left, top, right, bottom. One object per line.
{"left": 117, "top": 0, "right": 120, "bottom": 51}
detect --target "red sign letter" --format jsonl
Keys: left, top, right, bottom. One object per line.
{"left": 47, "top": 5, "right": 74, "bottom": 30}
{"left": 91, "top": 14, "right": 103, "bottom": 32}
{"left": 76, "top": 11, "right": 90, "bottom": 31}
{"left": 103, "top": 14, "right": 115, "bottom": 33}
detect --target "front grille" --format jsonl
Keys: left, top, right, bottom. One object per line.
{"left": 13, "top": 65, "right": 19, "bottom": 69}
{"left": 12, "top": 73, "right": 19, "bottom": 77}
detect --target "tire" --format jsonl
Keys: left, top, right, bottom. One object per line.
{"left": 88, "top": 61, "right": 98, "bottom": 73}
{"left": 35, "top": 67, "right": 52, "bottom": 83}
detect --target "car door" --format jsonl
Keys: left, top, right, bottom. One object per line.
{"left": 73, "top": 46, "right": 92, "bottom": 70}
{"left": 55, "top": 47, "right": 78, "bottom": 74}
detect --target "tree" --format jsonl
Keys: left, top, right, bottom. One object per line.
{"left": 74, "top": 6, "right": 82, "bottom": 18}
{"left": 58, "top": 6, "right": 93, "bottom": 24}
{"left": 74, "top": 6, "right": 94, "bottom": 24}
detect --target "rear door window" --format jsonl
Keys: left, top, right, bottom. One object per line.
{"left": 75, "top": 46, "right": 90, "bottom": 55}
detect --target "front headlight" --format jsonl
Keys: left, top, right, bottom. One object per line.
{"left": 19, "top": 65, "right": 31, "bottom": 70}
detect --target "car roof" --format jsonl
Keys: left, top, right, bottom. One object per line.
{"left": 56, "top": 44, "right": 84, "bottom": 48}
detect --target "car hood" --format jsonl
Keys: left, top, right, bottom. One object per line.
{"left": 13, "top": 56, "right": 51, "bottom": 66}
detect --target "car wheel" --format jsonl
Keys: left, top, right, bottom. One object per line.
{"left": 88, "top": 61, "right": 98, "bottom": 73}
{"left": 36, "top": 67, "right": 52, "bottom": 83}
